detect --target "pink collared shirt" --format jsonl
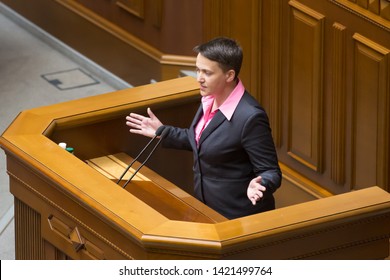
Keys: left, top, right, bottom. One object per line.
{"left": 195, "top": 79, "right": 245, "bottom": 145}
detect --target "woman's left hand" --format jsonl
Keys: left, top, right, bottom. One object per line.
{"left": 247, "top": 176, "right": 266, "bottom": 205}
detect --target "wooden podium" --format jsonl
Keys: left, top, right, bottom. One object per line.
{"left": 1, "top": 77, "right": 390, "bottom": 259}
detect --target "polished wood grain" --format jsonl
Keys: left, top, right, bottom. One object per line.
{"left": 1, "top": 77, "right": 390, "bottom": 259}
{"left": 86, "top": 153, "right": 227, "bottom": 223}
{"left": 3, "top": 0, "right": 390, "bottom": 203}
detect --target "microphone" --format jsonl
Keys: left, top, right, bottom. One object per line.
{"left": 120, "top": 126, "right": 168, "bottom": 189}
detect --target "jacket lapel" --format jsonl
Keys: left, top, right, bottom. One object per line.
{"left": 198, "top": 110, "right": 226, "bottom": 147}
{"left": 189, "top": 105, "right": 203, "bottom": 151}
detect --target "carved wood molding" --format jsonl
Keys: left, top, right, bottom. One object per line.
{"left": 56, "top": 0, "right": 195, "bottom": 67}
{"left": 248, "top": 0, "right": 261, "bottom": 101}
{"left": 280, "top": 162, "right": 334, "bottom": 199}
{"left": 8, "top": 170, "right": 135, "bottom": 259}
{"left": 288, "top": 1, "right": 325, "bottom": 172}
{"left": 331, "top": 23, "right": 347, "bottom": 185}
{"left": 328, "top": 0, "right": 390, "bottom": 31}
{"left": 267, "top": 0, "right": 283, "bottom": 147}
{"left": 351, "top": 33, "right": 390, "bottom": 190}
{"left": 14, "top": 198, "right": 45, "bottom": 259}
{"left": 116, "top": 0, "right": 144, "bottom": 19}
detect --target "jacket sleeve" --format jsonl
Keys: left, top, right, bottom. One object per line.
{"left": 161, "top": 125, "right": 193, "bottom": 151}
{"left": 241, "top": 110, "right": 282, "bottom": 193}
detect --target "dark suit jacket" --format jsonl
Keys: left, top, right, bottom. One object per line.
{"left": 162, "top": 91, "right": 281, "bottom": 219}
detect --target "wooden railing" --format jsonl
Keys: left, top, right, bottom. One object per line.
{"left": 330, "top": 0, "right": 390, "bottom": 29}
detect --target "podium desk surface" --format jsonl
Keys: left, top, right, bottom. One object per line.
{"left": 86, "top": 152, "right": 227, "bottom": 224}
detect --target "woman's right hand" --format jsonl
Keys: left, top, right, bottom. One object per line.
{"left": 126, "top": 107, "right": 163, "bottom": 138}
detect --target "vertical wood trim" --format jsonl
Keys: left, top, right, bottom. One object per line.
{"left": 249, "top": 0, "right": 261, "bottom": 101}
{"left": 202, "top": 0, "right": 223, "bottom": 40}
{"left": 287, "top": 1, "right": 325, "bottom": 172}
{"left": 331, "top": 23, "right": 347, "bottom": 185}
{"left": 267, "top": 0, "right": 283, "bottom": 147}
{"left": 151, "top": 0, "right": 163, "bottom": 28}
{"left": 221, "top": 1, "right": 232, "bottom": 35}
{"left": 352, "top": 33, "right": 390, "bottom": 191}
{"left": 14, "top": 198, "right": 45, "bottom": 259}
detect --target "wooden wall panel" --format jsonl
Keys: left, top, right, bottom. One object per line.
{"left": 331, "top": 23, "right": 347, "bottom": 185}
{"left": 260, "top": 0, "right": 283, "bottom": 147}
{"left": 352, "top": 33, "right": 390, "bottom": 191}
{"left": 277, "top": 0, "right": 390, "bottom": 199}
{"left": 287, "top": 1, "right": 325, "bottom": 172}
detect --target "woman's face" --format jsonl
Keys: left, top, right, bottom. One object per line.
{"left": 195, "top": 53, "right": 233, "bottom": 98}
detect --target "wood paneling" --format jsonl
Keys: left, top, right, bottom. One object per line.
{"left": 2, "top": 0, "right": 390, "bottom": 215}
{"left": 331, "top": 23, "right": 347, "bottom": 185}
{"left": 332, "top": 0, "right": 390, "bottom": 25}
{"left": 352, "top": 33, "right": 390, "bottom": 190}
{"left": 261, "top": 0, "right": 283, "bottom": 147}
{"left": 273, "top": 0, "right": 390, "bottom": 199}
{"left": 72, "top": 0, "right": 202, "bottom": 55}
{"left": 14, "top": 198, "right": 44, "bottom": 259}
{"left": 2, "top": 77, "right": 390, "bottom": 259}
{"left": 287, "top": 1, "right": 325, "bottom": 172}
{"left": 115, "top": 0, "right": 144, "bottom": 19}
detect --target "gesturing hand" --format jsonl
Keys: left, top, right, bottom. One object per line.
{"left": 247, "top": 176, "right": 266, "bottom": 205}
{"left": 126, "top": 107, "right": 163, "bottom": 138}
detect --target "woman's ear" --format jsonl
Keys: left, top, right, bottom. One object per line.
{"left": 226, "top": 69, "right": 236, "bottom": 82}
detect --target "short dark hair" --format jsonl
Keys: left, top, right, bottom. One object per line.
{"left": 193, "top": 37, "right": 243, "bottom": 79}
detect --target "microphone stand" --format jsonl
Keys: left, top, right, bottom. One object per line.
{"left": 116, "top": 136, "right": 156, "bottom": 184}
{"left": 121, "top": 136, "right": 164, "bottom": 189}
{"left": 117, "top": 126, "right": 167, "bottom": 188}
